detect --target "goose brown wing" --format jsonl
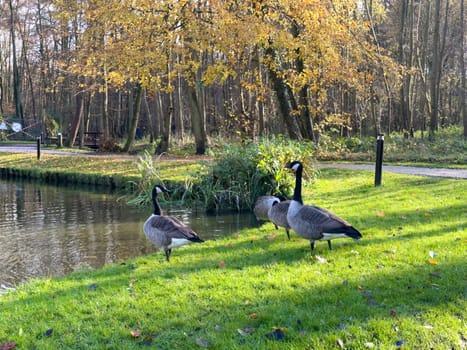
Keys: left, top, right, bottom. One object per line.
{"left": 149, "top": 215, "right": 199, "bottom": 240}
{"left": 298, "top": 205, "right": 350, "bottom": 230}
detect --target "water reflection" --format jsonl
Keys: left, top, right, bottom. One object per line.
{"left": 0, "top": 179, "right": 260, "bottom": 286}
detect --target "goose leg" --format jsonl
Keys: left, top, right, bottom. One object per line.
{"left": 327, "top": 240, "right": 332, "bottom": 250}
{"left": 285, "top": 229, "right": 291, "bottom": 241}
{"left": 165, "top": 249, "right": 172, "bottom": 262}
{"left": 310, "top": 241, "right": 315, "bottom": 251}
{"left": 274, "top": 224, "right": 279, "bottom": 230}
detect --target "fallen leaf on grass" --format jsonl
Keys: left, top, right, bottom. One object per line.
{"left": 395, "top": 340, "right": 405, "bottom": 347}
{"left": 428, "top": 259, "right": 438, "bottom": 265}
{"left": 390, "top": 309, "right": 398, "bottom": 318}
{"left": 218, "top": 261, "right": 226, "bottom": 268}
{"left": 266, "top": 328, "right": 285, "bottom": 341}
{"left": 336, "top": 338, "right": 345, "bottom": 348}
{"left": 238, "top": 327, "right": 255, "bottom": 336}
{"left": 376, "top": 211, "right": 385, "bottom": 218}
{"left": 196, "top": 338, "right": 210, "bottom": 347}
{"left": 248, "top": 313, "right": 258, "bottom": 319}
{"left": 314, "top": 255, "right": 327, "bottom": 263}
{"left": 130, "top": 330, "right": 142, "bottom": 338}
{"left": 0, "top": 342, "right": 16, "bottom": 350}
{"left": 264, "top": 234, "right": 277, "bottom": 240}
{"left": 141, "top": 335, "right": 154, "bottom": 346}
{"left": 87, "top": 283, "right": 98, "bottom": 291}
{"left": 424, "top": 212, "right": 432, "bottom": 217}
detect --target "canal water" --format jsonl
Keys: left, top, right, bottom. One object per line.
{"left": 0, "top": 179, "right": 260, "bottom": 287}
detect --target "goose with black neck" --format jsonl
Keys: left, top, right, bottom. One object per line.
{"left": 285, "top": 161, "right": 362, "bottom": 251}
{"left": 143, "top": 184, "right": 204, "bottom": 261}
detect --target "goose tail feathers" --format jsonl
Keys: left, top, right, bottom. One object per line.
{"left": 327, "top": 226, "right": 362, "bottom": 240}
{"left": 189, "top": 237, "right": 205, "bottom": 243}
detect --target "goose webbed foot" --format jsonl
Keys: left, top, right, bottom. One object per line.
{"left": 165, "top": 249, "right": 172, "bottom": 262}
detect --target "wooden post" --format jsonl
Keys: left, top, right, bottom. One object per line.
{"left": 57, "top": 133, "right": 63, "bottom": 148}
{"left": 375, "top": 134, "right": 384, "bottom": 186}
{"left": 37, "top": 137, "right": 41, "bottom": 160}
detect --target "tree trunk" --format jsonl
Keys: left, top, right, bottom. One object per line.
{"left": 123, "top": 83, "right": 143, "bottom": 153}
{"left": 66, "top": 91, "right": 84, "bottom": 147}
{"left": 8, "top": 0, "right": 24, "bottom": 125}
{"left": 156, "top": 91, "right": 173, "bottom": 154}
{"left": 429, "top": 0, "right": 442, "bottom": 139}
{"left": 461, "top": 0, "right": 467, "bottom": 138}
{"left": 187, "top": 84, "right": 207, "bottom": 155}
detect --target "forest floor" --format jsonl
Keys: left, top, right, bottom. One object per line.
{"left": 1, "top": 143, "right": 466, "bottom": 179}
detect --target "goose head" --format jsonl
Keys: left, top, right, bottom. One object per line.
{"left": 152, "top": 184, "right": 170, "bottom": 200}
{"left": 285, "top": 160, "right": 303, "bottom": 172}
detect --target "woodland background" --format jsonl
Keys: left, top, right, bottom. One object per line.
{"left": 0, "top": 0, "right": 465, "bottom": 154}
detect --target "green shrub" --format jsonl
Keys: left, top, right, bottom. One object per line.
{"left": 197, "top": 137, "right": 317, "bottom": 212}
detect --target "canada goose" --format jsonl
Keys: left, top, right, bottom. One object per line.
{"left": 143, "top": 184, "right": 204, "bottom": 261}
{"left": 268, "top": 199, "right": 291, "bottom": 240}
{"left": 253, "top": 195, "right": 280, "bottom": 222}
{"left": 285, "top": 161, "right": 362, "bottom": 250}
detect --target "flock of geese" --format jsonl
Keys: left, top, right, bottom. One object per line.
{"left": 143, "top": 160, "right": 362, "bottom": 261}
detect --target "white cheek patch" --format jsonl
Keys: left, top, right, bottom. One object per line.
{"left": 292, "top": 163, "right": 301, "bottom": 171}
{"left": 168, "top": 238, "right": 191, "bottom": 249}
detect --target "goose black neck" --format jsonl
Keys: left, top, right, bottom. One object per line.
{"left": 293, "top": 165, "right": 303, "bottom": 204}
{"left": 152, "top": 193, "right": 162, "bottom": 215}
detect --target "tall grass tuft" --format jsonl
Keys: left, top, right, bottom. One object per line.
{"left": 197, "top": 137, "right": 316, "bottom": 212}
{"left": 126, "top": 151, "right": 164, "bottom": 206}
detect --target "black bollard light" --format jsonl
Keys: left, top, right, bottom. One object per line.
{"left": 37, "top": 137, "right": 41, "bottom": 160}
{"left": 375, "top": 134, "right": 384, "bottom": 186}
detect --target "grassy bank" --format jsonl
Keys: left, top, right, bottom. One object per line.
{"left": 0, "top": 152, "right": 202, "bottom": 190}
{"left": 0, "top": 169, "right": 465, "bottom": 349}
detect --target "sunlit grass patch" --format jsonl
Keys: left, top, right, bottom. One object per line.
{"left": 0, "top": 169, "right": 465, "bottom": 349}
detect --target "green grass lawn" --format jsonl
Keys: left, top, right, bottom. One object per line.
{"left": 0, "top": 169, "right": 466, "bottom": 349}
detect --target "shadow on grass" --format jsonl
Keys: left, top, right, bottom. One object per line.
{"left": 1, "top": 226, "right": 465, "bottom": 348}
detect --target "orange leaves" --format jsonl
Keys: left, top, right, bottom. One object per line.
{"left": 376, "top": 211, "right": 385, "bottom": 218}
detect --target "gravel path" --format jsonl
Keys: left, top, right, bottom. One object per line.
{"left": 1, "top": 144, "right": 465, "bottom": 179}
{"left": 319, "top": 163, "right": 467, "bottom": 179}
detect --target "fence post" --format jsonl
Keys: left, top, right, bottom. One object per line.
{"left": 375, "top": 134, "right": 384, "bottom": 186}
{"left": 57, "top": 133, "right": 63, "bottom": 148}
{"left": 37, "top": 137, "right": 41, "bottom": 160}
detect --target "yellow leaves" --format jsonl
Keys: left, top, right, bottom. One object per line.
{"left": 203, "top": 63, "right": 236, "bottom": 85}
{"left": 376, "top": 211, "right": 385, "bottom": 218}
{"left": 108, "top": 71, "right": 126, "bottom": 87}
